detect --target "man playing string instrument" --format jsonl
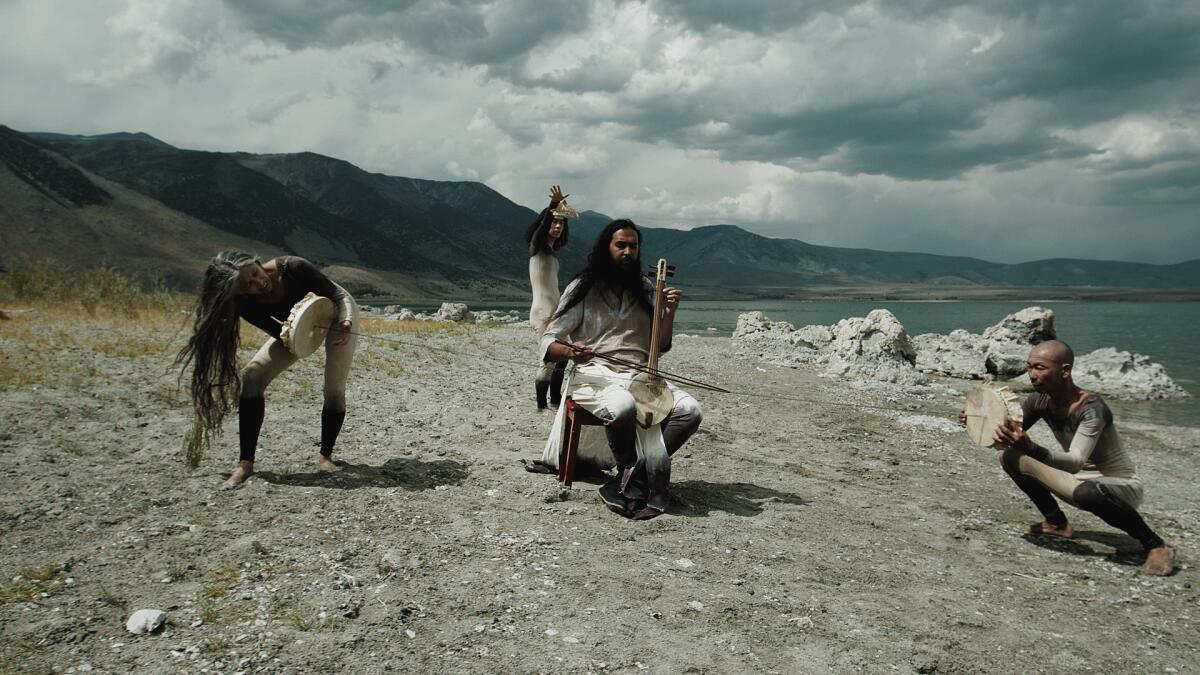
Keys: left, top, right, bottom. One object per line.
{"left": 541, "top": 219, "right": 703, "bottom": 520}
{"left": 961, "top": 340, "right": 1175, "bottom": 576}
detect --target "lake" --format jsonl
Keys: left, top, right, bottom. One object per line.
{"left": 377, "top": 299, "right": 1199, "bottom": 428}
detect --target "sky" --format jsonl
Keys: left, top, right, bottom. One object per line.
{"left": 1, "top": 0, "right": 1198, "bottom": 264}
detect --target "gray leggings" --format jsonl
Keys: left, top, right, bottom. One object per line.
{"left": 241, "top": 301, "right": 360, "bottom": 410}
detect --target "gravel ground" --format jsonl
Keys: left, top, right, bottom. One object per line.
{"left": 1, "top": 313, "right": 1196, "bottom": 674}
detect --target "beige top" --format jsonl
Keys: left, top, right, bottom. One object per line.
{"left": 540, "top": 279, "right": 653, "bottom": 372}
{"left": 1023, "top": 392, "right": 1137, "bottom": 480}
{"left": 528, "top": 252, "right": 560, "bottom": 335}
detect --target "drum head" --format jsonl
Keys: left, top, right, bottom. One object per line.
{"left": 280, "top": 293, "right": 336, "bottom": 358}
{"left": 964, "top": 384, "right": 1022, "bottom": 448}
{"left": 629, "top": 374, "right": 674, "bottom": 429}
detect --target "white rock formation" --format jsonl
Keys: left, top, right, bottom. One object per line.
{"left": 1073, "top": 348, "right": 1189, "bottom": 400}
{"left": 733, "top": 309, "right": 923, "bottom": 384}
{"left": 126, "top": 609, "right": 167, "bottom": 634}
{"left": 432, "top": 302, "right": 475, "bottom": 323}
{"left": 913, "top": 306, "right": 1056, "bottom": 379}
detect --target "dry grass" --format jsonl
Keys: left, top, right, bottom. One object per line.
{"left": 0, "top": 565, "right": 66, "bottom": 604}
{"left": 359, "top": 317, "right": 461, "bottom": 335}
{"left": 0, "top": 256, "right": 186, "bottom": 320}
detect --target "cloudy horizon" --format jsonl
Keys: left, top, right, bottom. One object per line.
{"left": 2, "top": 0, "right": 1198, "bottom": 264}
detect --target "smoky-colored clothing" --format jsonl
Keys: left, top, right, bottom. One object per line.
{"left": 539, "top": 279, "right": 659, "bottom": 370}
{"left": 1021, "top": 392, "right": 1143, "bottom": 506}
{"left": 236, "top": 256, "right": 355, "bottom": 339}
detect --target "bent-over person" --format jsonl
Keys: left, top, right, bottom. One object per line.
{"left": 176, "top": 251, "right": 359, "bottom": 488}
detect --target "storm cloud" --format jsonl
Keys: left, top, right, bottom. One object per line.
{"left": 0, "top": 0, "right": 1196, "bottom": 263}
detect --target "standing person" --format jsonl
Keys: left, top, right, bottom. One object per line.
{"left": 176, "top": 251, "right": 359, "bottom": 489}
{"left": 962, "top": 339, "right": 1175, "bottom": 575}
{"left": 541, "top": 219, "right": 703, "bottom": 520}
{"left": 525, "top": 184, "right": 575, "bottom": 413}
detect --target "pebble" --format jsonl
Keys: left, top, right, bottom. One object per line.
{"left": 125, "top": 609, "right": 167, "bottom": 634}
{"left": 676, "top": 559, "right": 695, "bottom": 569}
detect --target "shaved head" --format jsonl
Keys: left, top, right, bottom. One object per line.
{"left": 1030, "top": 340, "right": 1074, "bottom": 365}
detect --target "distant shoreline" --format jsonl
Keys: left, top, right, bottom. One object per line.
{"left": 357, "top": 284, "right": 1200, "bottom": 304}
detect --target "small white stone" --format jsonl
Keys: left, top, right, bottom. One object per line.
{"left": 675, "top": 559, "right": 695, "bottom": 569}
{"left": 404, "top": 629, "right": 416, "bottom": 639}
{"left": 545, "top": 628, "right": 559, "bottom": 637}
{"left": 125, "top": 609, "right": 167, "bottom": 634}
{"left": 687, "top": 601, "right": 704, "bottom": 611}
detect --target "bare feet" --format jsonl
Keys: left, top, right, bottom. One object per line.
{"left": 316, "top": 455, "right": 341, "bottom": 472}
{"left": 1028, "top": 521, "right": 1074, "bottom": 538}
{"left": 537, "top": 407, "right": 554, "bottom": 417}
{"left": 1141, "top": 546, "right": 1176, "bottom": 576}
{"left": 221, "top": 460, "right": 255, "bottom": 489}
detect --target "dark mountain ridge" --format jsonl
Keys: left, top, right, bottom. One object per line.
{"left": 9, "top": 127, "right": 1199, "bottom": 297}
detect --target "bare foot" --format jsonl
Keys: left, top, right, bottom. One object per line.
{"left": 1141, "top": 546, "right": 1175, "bottom": 576}
{"left": 1028, "top": 521, "right": 1074, "bottom": 538}
{"left": 316, "top": 455, "right": 341, "bottom": 472}
{"left": 221, "top": 460, "right": 255, "bottom": 489}
{"left": 537, "top": 407, "right": 554, "bottom": 417}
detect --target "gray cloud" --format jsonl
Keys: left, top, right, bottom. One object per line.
{"left": 0, "top": 0, "right": 1196, "bottom": 262}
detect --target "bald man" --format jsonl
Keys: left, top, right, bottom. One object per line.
{"left": 963, "top": 340, "right": 1175, "bottom": 576}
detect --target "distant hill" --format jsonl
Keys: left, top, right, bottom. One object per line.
{"left": 4, "top": 126, "right": 1197, "bottom": 299}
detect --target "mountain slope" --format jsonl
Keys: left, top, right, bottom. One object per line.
{"left": 10, "top": 127, "right": 1199, "bottom": 297}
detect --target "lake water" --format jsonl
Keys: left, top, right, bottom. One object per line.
{"left": 380, "top": 299, "right": 1199, "bottom": 427}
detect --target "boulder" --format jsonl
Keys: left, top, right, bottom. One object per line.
{"left": 822, "top": 309, "right": 924, "bottom": 384}
{"left": 390, "top": 308, "right": 417, "bottom": 321}
{"left": 982, "top": 306, "right": 1056, "bottom": 345}
{"left": 732, "top": 311, "right": 794, "bottom": 339}
{"left": 474, "top": 310, "right": 522, "bottom": 324}
{"left": 733, "top": 309, "right": 923, "bottom": 384}
{"left": 432, "top": 303, "right": 474, "bottom": 323}
{"left": 126, "top": 609, "right": 167, "bottom": 634}
{"left": 913, "top": 329, "right": 989, "bottom": 379}
{"left": 1073, "top": 348, "right": 1189, "bottom": 400}
{"left": 382, "top": 304, "right": 404, "bottom": 314}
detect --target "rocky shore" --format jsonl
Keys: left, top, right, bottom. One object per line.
{"left": 0, "top": 306, "right": 1195, "bottom": 673}
{"left": 734, "top": 305, "right": 1190, "bottom": 400}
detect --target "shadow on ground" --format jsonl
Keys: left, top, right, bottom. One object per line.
{"left": 257, "top": 457, "right": 470, "bottom": 490}
{"left": 1020, "top": 529, "right": 1144, "bottom": 566}
{"left": 671, "top": 480, "right": 809, "bottom": 518}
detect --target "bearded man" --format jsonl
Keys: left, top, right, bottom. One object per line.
{"left": 540, "top": 219, "right": 703, "bottom": 520}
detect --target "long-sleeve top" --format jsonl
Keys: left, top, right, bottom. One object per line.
{"left": 236, "top": 256, "right": 355, "bottom": 339}
{"left": 540, "top": 279, "right": 662, "bottom": 372}
{"left": 528, "top": 253, "right": 560, "bottom": 334}
{"left": 1021, "top": 392, "right": 1137, "bottom": 478}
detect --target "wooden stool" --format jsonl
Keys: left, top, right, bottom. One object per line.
{"left": 558, "top": 397, "right": 603, "bottom": 488}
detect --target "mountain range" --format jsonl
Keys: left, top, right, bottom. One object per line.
{"left": 2, "top": 125, "right": 1197, "bottom": 299}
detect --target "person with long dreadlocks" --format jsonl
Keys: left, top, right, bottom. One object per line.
{"left": 525, "top": 184, "right": 575, "bottom": 413}
{"left": 176, "top": 251, "right": 359, "bottom": 488}
{"left": 538, "top": 219, "right": 703, "bottom": 520}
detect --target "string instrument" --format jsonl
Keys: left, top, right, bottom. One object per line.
{"left": 628, "top": 258, "right": 677, "bottom": 428}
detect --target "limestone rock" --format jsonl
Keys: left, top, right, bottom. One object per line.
{"left": 981, "top": 306, "right": 1056, "bottom": 345}
{"left": 125, "top": 609, "right": 166, "bottom": 634}
{"left": 474, "top": 310, "right": 522, "bottom": 324}
{"left": 432, "top": 303, "right": 474, "bottom": 323}
{"left": 913, "top": 329, "right": 989, "bottom": 379}
{"left": 733, "top": 311, "right": 794, "bottom": 339}
{"left": 822, "top": 310, "right": 924, "bottom": 385}
{"left": 733, "top": 309, "right": 923, "bottom": 384}
{"left": 1073, "top": 348, "right": 1189, "bottom": 400}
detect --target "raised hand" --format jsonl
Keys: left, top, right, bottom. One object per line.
{"left": 549, "top": 184, "right": 569, "bottom": 206}
{"left": 993, "top": 416, "right": 1032, "bottom": 452}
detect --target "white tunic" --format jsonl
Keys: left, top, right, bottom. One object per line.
{"left": 528, "top": 252, "right": 560, "bottom": 335}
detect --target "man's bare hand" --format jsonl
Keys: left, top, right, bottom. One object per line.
{"left": 549, "top": 185, "right": 568, "bottom": 206}
{"left": 993, "top": 417, "right": 1032, "bottom": 452}
{"left": 957, "top": 409, "right": 967, "bottom": 427}
{"left": 662, "top": 287, "right": 682, "bottom": 317}
{"left": 567, "top": 341, "right": 593, "bottom": 364}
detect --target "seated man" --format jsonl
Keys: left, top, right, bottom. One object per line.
{"left": 541, "top": 218, "right": 702, "bottom": 520}
{"left": 965, "top": 340, "right": 1174, "bottom": 575}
